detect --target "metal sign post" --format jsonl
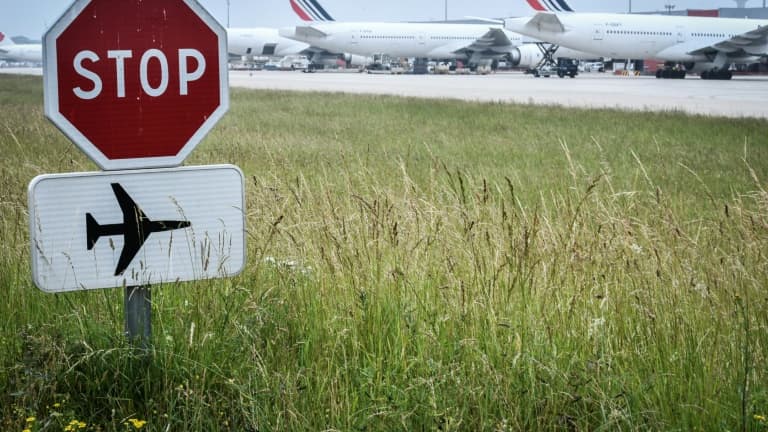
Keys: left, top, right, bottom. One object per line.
{"left": 125, "top": 286, "right": 152, "bottom": 350}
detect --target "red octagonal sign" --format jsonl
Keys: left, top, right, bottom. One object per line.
{"left": 43, "top": 0, "right": 228, "bottom": 170}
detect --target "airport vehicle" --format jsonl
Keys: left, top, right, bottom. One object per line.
{"left": 504, "top": 12, "right": 768, "bottom": 80}
{"left": 0, "top": 32, "right": 42, "bottom": 64}
{"left": 527, "top": 58, "right": 576, "bottom": 77}
{"left": 556, "top": 58, "right": 578, "bottom": 78}
{"left": 278, "top": 54, "right": 310, "bottom": 70}
{"left": 581, "top": 61, "right": 604, "bottom": 72}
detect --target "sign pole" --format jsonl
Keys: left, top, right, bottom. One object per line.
{"left": 125, "top": 285, "right": 152, "bottom": 350}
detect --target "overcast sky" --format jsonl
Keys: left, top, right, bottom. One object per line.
{"left": 0, "top": 0, "right": 760, "bottom": 40}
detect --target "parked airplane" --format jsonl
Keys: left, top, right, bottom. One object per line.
{"left": 0, "top": 32, "right": 42, "bottom": 63}
{"left": 505, "top": 12, "right": 768, "bottom": 79}
{"left": 86, "top": 183, "right": 191, "bottom": 276}
{"left": 280, "top": 0, "right": 593, "bottom": 71}
{"left": 227, "top": 2, "right": 369, "bottom": 68}
{"left": 228, "top": 27, "right": 309, "bottom": 61}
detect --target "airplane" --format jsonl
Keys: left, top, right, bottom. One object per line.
{"left": 504, "top": 11, "right": 768, "bottom": 80}
{"left": 86, "top": 183, "right": 191, "bottom": 276}
{"left": 228, "top": 27, "right": 369, "bottom": 68}
{"left": 279, "top": 0, "right": 594, "bottom": 72}
{"left": 0, "top": 32, "right": 42, "bottom": 63}
{"left": 228, "top": 27, "right": 310, "bottom": 61}
{"left": 227, "top": 1, "right": 369, "bottom": 68}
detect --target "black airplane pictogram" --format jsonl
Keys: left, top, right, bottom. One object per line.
{"left": 86, "top": 183, "right": 191, "bottom": 276}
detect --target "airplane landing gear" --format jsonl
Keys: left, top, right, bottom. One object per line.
{"left": 655, "top": 68, "right": 687, "bottom": 79}
{"left": 700, "top": 69, "right": 733, "bottom": 80}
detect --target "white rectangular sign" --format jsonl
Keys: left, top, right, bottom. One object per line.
{"left": 28, "top": 165, "right": 245, "bottom": 292}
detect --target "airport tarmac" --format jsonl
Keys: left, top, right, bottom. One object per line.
{"left": 230, "top": 70, "right": 768, "bottom": 119}
{"left": 3, "top": 67, "right": 766, "bottom": 119}
{"left": 0, "top": 67, "right": 42, "bottom": 76}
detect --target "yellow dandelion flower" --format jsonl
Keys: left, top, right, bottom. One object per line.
{"left": 64, "top": 426, "right": 73, "bottom": 432}
{"left": 128, "top": 418, "right": 147, "bottom": 429}
{"left": 53, "top": 403, "right": 61, "bottom": 408}
{"left": 25, "top": 416, "right": 36, "bottom": 423}
{"left": 78, "top": 421, "right": 87, "bottom": 429}
{"left": 755, "top": 414, "right": 766, "bottom": 422}
{"left": 23, "top": 429, "right": 32, "bottom": 432}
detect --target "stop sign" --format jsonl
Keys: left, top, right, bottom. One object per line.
{"left": 43, "top": 0, "right": 229, "bottom": 170}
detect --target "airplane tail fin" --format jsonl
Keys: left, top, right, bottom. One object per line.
{"left": 290, "top": 0, "right": 334, "bottom": 22}
{"left": 0, "top": 32, "right": 14, "bottom": 46}
{"left": 525, "top": 0, "right": 574, "bottom": 12}
{"left": 86, "top": 213, "right": 101, "bottom": 250}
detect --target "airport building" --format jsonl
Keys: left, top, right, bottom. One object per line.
{"left": 636, "top": 6, "right": 768, "bottom": 18}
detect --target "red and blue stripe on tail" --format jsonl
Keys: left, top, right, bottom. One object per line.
{"left": 290, "top": 0, "right": 335, "bottom": 21}
{"left": 525, "top": 0, "right": 574, "bottom": 12}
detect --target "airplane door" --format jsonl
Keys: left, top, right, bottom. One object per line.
{"left": 592, "top": 25, "right": 603, "bottom": 41}
{"left": 676, "top": 25, "right": 685, "bottom": 43}
{"left": 351, "top": 30, "right": 359, "bottom": 45}
{"left": 262, "top": 44, "right": 277, "bottom": 56}
{"left": 418, "top": 32, "right": 426, "bottom": 45}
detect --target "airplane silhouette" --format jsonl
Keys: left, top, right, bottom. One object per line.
{"left": 86, "top": 183, "right": 191, "bottom": 276}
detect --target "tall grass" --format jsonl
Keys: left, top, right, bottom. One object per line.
{"left": 1, "top": 74, "right": 766, "bottom": 431}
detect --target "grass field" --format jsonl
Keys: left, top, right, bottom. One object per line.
{"left": 1, "top": 73, "right": 767, "bottom": 431}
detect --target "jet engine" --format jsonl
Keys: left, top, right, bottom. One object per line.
{"left": 507, "top": 44, "right": 545, "bottom": 69}
{"left": 308, "top": 53, "right": 371, "bottom": 69}
{"left": 344, "top": 54, "right": 371, "bottom": 68}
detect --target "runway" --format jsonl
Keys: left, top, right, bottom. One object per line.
{"left": 3, "top": 67, "right": 766, "bottom": 119}
{"left": 230, "top": 70, "right": 768, "bottom": 119}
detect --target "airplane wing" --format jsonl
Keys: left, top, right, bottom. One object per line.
{"left": 687, "top": 25, "right": 768, "bottom": 57}
{"left": 451, "top": 28, "right": 514, "bottom": 56}
{"left": 114, "top": 232, "right": 143, "bottom": 276}
{"left": 299, "top": 46, "right": 344, "bottom": 62}
{"left": 300, "top": 46, "right": 336, "bottom": 56}
{"left": 525, "top": 12, "right": 566, "bottom": 34}
{"left": 111, "top": 183, "right": 150, "bottom": 276}
{"left": 293, "top": 25, "right": 329, "bottom": 39}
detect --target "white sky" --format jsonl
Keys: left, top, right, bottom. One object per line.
{"left": 0, "top": 0, "right": 761, "bottom": 40}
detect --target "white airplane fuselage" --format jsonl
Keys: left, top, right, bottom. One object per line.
{"left": 227, "top": 27, "right": 310, "bottom": 58}
{"left": 505, "top": 13, "right": 768, "bottom": 65}
{"left": 0, "top": 43, "right": 42, "bottom": 63}
{"left": 281, "top": 22, "right": 523, "bottom": 60}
